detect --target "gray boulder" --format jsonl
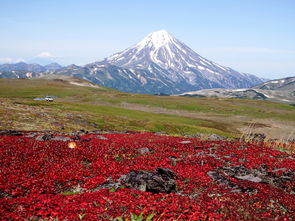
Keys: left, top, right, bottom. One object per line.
{"left": 207, "top": 134, "right": 227, "bottom": 141}
{"left": 36, "top": 134, "right": 71, "bottom": 141}
{"left": 0, "top": 130, "right": 22, "bottom": 136}
{"left": 139, "top": 147, "right": 151, "bottom": 154}
{"left": 122, "top": 168, "right": 177, "bottom": 193}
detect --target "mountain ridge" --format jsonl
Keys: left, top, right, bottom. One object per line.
{"left": 1, "top": 30, "right": 265, "bottom": 94}
{"left": 179, "top": 76, "right": 295, "bottom": 104}
{"left": 0, "top": 62, "right": 63, "bottom": 72}
{"left": 253, "top": 76, "right": 295, "bottom": 91}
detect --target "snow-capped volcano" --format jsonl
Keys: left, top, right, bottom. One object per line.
{"left": 104, "top": 30, "right": 263, "bottom": 89}
{"left": 107, "top": 29, "right": 210, "bottom": 71}
{"left": 107, "top": 30, "right": 188, "bottom": 70}
{"left": 1, "top": 30, "right": 265, "bottom": 94}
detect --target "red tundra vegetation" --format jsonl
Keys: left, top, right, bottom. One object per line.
{"left": 0, "top": 132, "right": 294, "bottom": 220}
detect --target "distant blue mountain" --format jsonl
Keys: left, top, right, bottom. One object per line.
{"left": 0, "top": 62, "right": 62, "bottom": 72}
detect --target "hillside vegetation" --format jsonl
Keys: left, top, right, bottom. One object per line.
{"left": 0, "top": 78, "right": 295, "bottom": 139}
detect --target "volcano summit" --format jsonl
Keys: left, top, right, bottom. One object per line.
{"left": 57, "top": 30, "right": 264, "bottom": 94}
{"left": 1, "top": 30, "right": 264, "bottom": 94}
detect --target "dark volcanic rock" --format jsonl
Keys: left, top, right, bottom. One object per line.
{"left": 122, "top": 168, "right": 177, "bottom": 193}
{"left": 36, "top": 134, "right": 72, "bottom": 141}
{"left": 52, "top": 136, "right": 71, "bottom": 141}
{"left": 36, "top": 134, "right": 54, "bottom": 141}
{"left": 208, "top": 164, "right": 295, "bottom": 194}
{"left": 207, "top": 134, "right": 227, "bottom": 141}
{"left": 95, "top": 135, "right": 108, "bottom": 140}
{"left": 241, "top": 133, "right": 266, "bottom": 143}
{"left": 73, "top": 135, "right": 91, "bottom": 142}
{"left": 139, "top": 147, "right": 151, "bottom": 154}
{"left": 0, "top": 130, "right": 22, "bottom": 136}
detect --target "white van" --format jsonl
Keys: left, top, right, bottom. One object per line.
{"left": 45, "top": 96, "right": 54, "bottom": 102}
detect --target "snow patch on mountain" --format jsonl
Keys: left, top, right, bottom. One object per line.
{"left": 104, "top": 30, "right": 263, "bottom": 90}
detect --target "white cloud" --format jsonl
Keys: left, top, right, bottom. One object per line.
{"left": 15, "top": 58, "right": 26, "bottom": 63}
{"left": 0, "top": 58, "right": 25, "bottom": 64}
{"left": 0, "top": 58, "right": 13, "bottom": 63}
{"left": 36, "top": 52, "right": 55, "bottom": 58}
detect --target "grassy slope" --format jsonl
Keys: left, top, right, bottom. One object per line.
{"left": 0, "top": 78, "right": 294, "bottom": 137}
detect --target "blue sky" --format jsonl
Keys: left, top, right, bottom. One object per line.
{"left": 0, "top": 0, "right": 294, "bottom": 79}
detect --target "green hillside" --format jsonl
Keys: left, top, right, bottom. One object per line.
{"left": 1, "top": 78, "right": 294, "bottom": 139}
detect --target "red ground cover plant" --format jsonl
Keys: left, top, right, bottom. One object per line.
{"left": 0, "top": 132, "right": 294, "bottom": 220}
